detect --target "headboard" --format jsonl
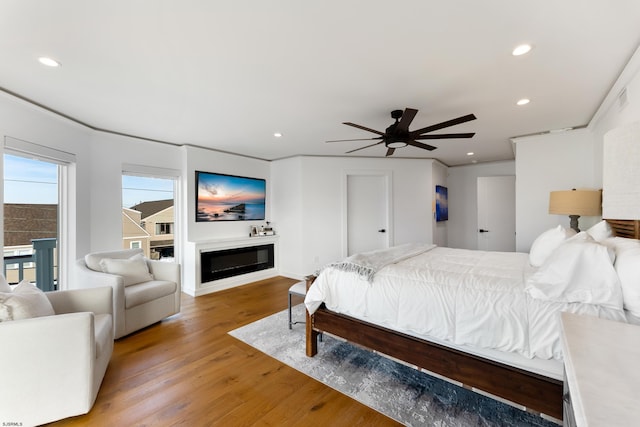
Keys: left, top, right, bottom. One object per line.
{"left": 606, "top": 219, "right": 640, "bottom": 239}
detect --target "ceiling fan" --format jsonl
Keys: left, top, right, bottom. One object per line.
{"left": 326, "top": 108, "right": 477, "bottom": 156}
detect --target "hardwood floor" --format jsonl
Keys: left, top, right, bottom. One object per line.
{"left": 47, "top": 276, "right": 400, "bottom": 426}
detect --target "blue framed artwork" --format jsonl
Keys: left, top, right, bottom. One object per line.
{"left": 435, "top": 185, "right": 448, "bottom": 222}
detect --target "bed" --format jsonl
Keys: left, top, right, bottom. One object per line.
{"left": 303, "top": 219, "right": 640, "bottom": 421}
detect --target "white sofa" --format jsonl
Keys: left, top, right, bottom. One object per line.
{"left": 74, "top": 248, "right": 181, "bottom": 339}
{"left": 0, "top": 286, "right": 114, "bottom": 426}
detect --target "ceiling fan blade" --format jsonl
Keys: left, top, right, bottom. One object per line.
{"left": 326, "top": 137, "right": 383, "bottom": 143}
{"left": 407, "top": 140, "right": 437, "bottom": 151}
{"left": 345, "top": 141, "right": 385, "bottom": 154}
{"left": 415, "top": 132, "right": 476, "bottom": 140}
{"left": 395, "top": 108, "right": 418, "bottom": 133}
{"left": 343, "top": 122, "right": 386, "bottom": 136}
{"left": 386, "top": 147, "right": 395, "bottom": 157}
{"left": 410, "top": 113, "right": 477, "bottom": 136}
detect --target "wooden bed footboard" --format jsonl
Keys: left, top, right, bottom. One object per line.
{"left": 304, "top": 274, "right": 563, "bottom": 420}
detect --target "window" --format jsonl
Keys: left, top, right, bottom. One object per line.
{"left": 130, "top": 241, "right": 142, "bottom": 249}
{"left": 3, "top": 149, "right": 70, "bottom": 290}
{"left": 156, "top": 222, "right": 173, "bottom": 235}
{"left": 122, "top": 166, "right": 179, "bottom": 262}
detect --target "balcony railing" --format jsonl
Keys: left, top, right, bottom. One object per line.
{"left": 3, "top": 238, "right": 57, "bottom": 291}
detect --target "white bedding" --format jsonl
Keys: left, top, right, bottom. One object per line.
{"left": 305, "top": 245, "right": 627, "bottom": 364}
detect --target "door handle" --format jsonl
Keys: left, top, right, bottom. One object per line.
{"left": 479, "top": 229, "right": 490, "bottom": 233}
{"left": 378, "top": 229, "right": 386, "bottom": 233}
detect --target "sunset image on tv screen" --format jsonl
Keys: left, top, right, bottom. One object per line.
{"left": 196, "top": 171, "right": 266, "bottom": 221}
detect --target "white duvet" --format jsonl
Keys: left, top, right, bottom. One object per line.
{"left": 305, "top": 245, "right": 626, "bottom": 360}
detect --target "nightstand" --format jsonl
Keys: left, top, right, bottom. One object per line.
{"left": 561, "top": 312, "right": 640, "bottom": 426}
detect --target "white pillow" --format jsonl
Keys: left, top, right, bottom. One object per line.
{"left": 99, "top": 253, "right": 153, "bottom": 286}
{"left": 586, "top": 220, "right": 613, "bottom": 242}
{"left": 603, "top": 237, "right": 640, "bottom": 316}
{"left": 0, "top": 274, "right": 11, "bottom": 293}
{"left": 529, "top": 225, "right": 576, "bottom": 267}
{"left": 85, "top": 249, "right": 143, "bottom": 272}
{"left": 525, "top": 236, "right": 623, "bottom": 310}
{"left": 0, "top": 280, "right": 56, "bottom": 322}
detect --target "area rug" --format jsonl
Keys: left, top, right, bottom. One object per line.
{"left": 229, "top": 305, "right": 558, "bottom": 427}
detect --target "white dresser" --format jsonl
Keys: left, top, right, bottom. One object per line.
{"left": 561, "top": 312, "right": 640, "bottom": 426}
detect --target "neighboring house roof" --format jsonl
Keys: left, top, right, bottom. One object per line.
{"left": 130, "top": 199, "right": 173, "bottom": 220}
{"left": 3, "top": 203, "right": 57, "bottom": 246}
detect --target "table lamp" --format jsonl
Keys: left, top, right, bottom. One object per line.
{"left": 549, "top": 189, "right": 602, "bottom": 232}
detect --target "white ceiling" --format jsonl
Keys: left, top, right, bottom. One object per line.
{"left": 1, "top": 1, "right": 640, "bottom": 166}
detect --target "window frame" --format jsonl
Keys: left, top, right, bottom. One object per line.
{"left": 3, "top": 136, "right": 76, "bottom": 289}
{"left": 122, "top": 164, "right": 181, "bottom": 265}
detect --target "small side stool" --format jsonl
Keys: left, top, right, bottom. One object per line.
{"left": 288, "top": 281, "right": 307, "bottom": 329}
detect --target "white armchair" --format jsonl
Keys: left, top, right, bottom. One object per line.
{"left": 0, "top": 286, "right": 113, "bottom": 426}
{"left": 74, "top": 248, "right": 181, "bottom": 339}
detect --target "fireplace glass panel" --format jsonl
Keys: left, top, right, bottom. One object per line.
{"left": 201, "top": 244, "right": 274, "bottom": 282}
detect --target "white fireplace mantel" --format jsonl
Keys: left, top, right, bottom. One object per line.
{"left": 183, "top": 235, "right": 279, "bottom": 296}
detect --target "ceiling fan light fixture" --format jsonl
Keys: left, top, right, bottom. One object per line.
{"left": 386, "top": 141, "right": 408, "bottom": 149}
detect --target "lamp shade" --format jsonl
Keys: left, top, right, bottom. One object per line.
{"left": 548, "top": 189, "right": 602, "bottom": 216}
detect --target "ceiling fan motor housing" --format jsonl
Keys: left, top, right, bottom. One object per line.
{"left": 386, "top": 110, "right": 409, "bottom": 147}
{"left": 391, "top": 109, "right": 404, "bottom": 120}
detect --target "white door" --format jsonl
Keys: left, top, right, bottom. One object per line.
{"left": 477, "top": 176, "right": 516, "bottom": 251}
{"left": 346, "top": 174, "right": 390, "bottom": 256}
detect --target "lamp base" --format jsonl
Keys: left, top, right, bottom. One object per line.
{"left": 568, "top": 215, "right": 581, "bottom": 233}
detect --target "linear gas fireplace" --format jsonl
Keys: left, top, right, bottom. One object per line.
{"left": 200, "top": 243, "right": 275, "bottom": 283}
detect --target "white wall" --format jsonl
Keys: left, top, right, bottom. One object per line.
{"left": 0, "top": 92, "right": 93, "bottom": 272}
{"left": 447, "top": 160, "right": 515, "bottom": 249}
{"left": 513, "top": 128, "right": 599, "bottom": 252}
{"left": 89, "top": 132, "right": 183, "bottom": 252}
{"left": 590, "top": 50, "right": 640, "bottom": 183}
{"left": 272, "top": 156, "right": 435, "bottom": 278}
{"left": 270, "top": 157, "right": 304, "bottom": 279}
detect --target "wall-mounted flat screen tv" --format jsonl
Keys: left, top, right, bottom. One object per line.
{"left": 196, "top": 171, "right": 266, "bottom": 222}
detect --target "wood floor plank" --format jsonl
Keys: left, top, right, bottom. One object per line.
{"left": 45, "top": 276, "right": 400, "bottom": 426}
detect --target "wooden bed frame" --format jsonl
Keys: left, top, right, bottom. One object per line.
{"left": 304, "top": 275, "right": 564, "bottom": 420}
{"left": 304, "top": 219, "right": 640, "bottom": 422}
{"left": 605, "top": 219, "right": 640, "bottom": 239}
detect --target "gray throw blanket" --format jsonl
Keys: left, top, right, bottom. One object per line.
{"left": 321, "top": 243, "right": 435, "bottom": 283}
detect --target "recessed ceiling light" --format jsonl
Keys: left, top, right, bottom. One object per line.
{"left": 38, "top": 57, "right": 61, "bottom": 67}
{"left": 516, "top": 98, "right": 530, "bottom": 106}
{"left": 273, "top": 132, "right": 282, "bottom": 138}
{"left": 467, "top": 152, "right": 474, "bottom": 156}
{"left": 512, "top": 44, "right": 532, "bottom": 56}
